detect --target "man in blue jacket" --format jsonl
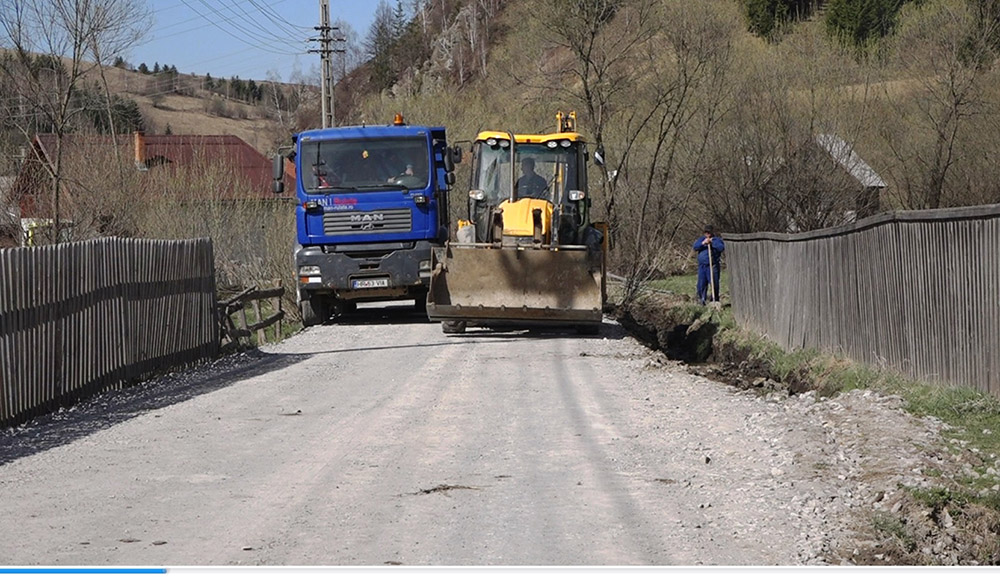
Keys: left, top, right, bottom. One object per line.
{"left": 694, "top": 225, "right": 725, "bottom": 305}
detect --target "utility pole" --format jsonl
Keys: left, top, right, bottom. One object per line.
{"left": 310, "top": 0, "right": 344, "bottom": 128}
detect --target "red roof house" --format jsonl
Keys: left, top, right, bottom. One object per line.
{"left": 13, "top": 132, "right": 293, "bottom": 220}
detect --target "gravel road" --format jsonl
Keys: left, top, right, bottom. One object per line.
{"left": 0, "top": 305, "right": 956, "bottom": 565}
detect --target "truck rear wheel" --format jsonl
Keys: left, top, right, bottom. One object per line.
{"left": 300, "top": 297, "right": 329, "bottom": 327}
{"left": 441, "top": 320, "right": 466, "bottom": 334}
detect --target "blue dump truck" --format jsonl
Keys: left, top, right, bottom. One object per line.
{"left": 273, "top": 115, "right": 458, "bottom": 326}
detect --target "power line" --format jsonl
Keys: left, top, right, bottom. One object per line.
{"left": 242, "top": 0, "right": 311, "bottom": 38}
{"left": 248, "top": 0, "right": 311, "bottom": 33}
{"left": 177, "top": 0, "right": 301, "bottom": 56}
{"left": 217, "top": 0, "right": 307, "bottom": 44}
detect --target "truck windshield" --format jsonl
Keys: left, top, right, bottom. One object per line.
{"left": 301, "top": 137, "right": 430, "bottom": 193}
{"left": 473, "top": 142, "right": 580, "bottom": 204}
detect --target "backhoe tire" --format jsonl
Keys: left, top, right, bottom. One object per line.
{"left": 300, "top": 297, "right": 329, "bottom": 327}
{"left": 441, "top": 320, "right": 466, "bottom": 334}
{"left": 414, "top": 297, "right": 427, "bottom": 314}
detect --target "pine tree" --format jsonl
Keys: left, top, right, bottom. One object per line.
{"left": 742, "top": 0, "right": 818, "bottom": 40}
{"left": 366, "top": 0, "right": 398, "bottom": 90}
{"left": 393, "top": 0, "right": 406, "bottom": 38}
{"left": 825, "top": 0, "right": 909, "bottom": 50}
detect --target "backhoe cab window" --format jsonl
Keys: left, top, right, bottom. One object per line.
{"left": 473, "top": 142, "right": 580, "bottom": 204}
{"left": 301, "top": 137, "right": 430, "bottom": 193}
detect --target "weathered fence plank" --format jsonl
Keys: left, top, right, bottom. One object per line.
{"left": 217, "top": 282, "right": 285, "bottom": 350}
{"left": 0, "top": 237, "right": 218, "bottom": 427}
{"left": 726, "top": 204, "right": 1000, "bottom": 398}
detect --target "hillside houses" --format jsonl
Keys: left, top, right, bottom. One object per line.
{"left": 4, "top": 132, "right": 292, "bottom": 246}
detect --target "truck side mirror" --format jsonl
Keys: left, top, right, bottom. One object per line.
{"left": 451, "top": 145, "right": 463, "bottom": 164}
{"left": 272, "top": 154, "right": 285, "bottom": 195}
{"left": 445, "top": 172, "right": 456, "bottom": 186}
{"left": 443, "top": 150, "right": 455, "bottom": 173}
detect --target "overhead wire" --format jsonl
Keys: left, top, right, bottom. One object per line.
{"left": 178, "top": 0, "right": 302, "bottom": 56}
{"left": 2, "top": 0, "right": 333, "bottom": 118}
{"left": 247, "top": 0, "right": 313, "bottom": 35}
{"left": 236, "top": 0, "right": 310, "bottom": 40}
{"left": 214, "top": 0, "right": 301, "bottom": 43}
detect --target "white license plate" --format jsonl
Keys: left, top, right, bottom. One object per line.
{"left": 352, "top": 278, "right": 390, "bottom": 289}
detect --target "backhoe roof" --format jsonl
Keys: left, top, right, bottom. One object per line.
{"left": 475, "top": 131, "right": 586, "bottom": 144}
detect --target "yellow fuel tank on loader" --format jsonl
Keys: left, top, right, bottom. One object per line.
{"left": 427, "top": 112, "right": 607, "bottom": 334}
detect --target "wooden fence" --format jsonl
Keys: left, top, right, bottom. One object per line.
{"left": 0, "top": 237, "right": 218, "bottom": 427}
{"left": 218, "top": 282, "right": 285, "bottom": 352}
{"left": 725, "top": 204, "right": 1000, "bottom": 398}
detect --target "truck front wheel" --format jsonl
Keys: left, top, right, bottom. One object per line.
{"left": 300, "top": 297, "right": 329, "bottom": 327}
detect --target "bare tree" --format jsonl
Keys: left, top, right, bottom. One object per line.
{"left": 695, "top": 20, "right": 879, "bottom": 234}
{"left": 458, "top": 0, "right": 500, "bottom": 79}
{"left": 608, "top": 1, "right": 737, "bottom": 304}
{"left": 878, "top": 0, "right": 999, "bottom": 209}
{"left": 332, "top": 19, "right": 364, "bottom": 85}
{"left": 86, "top": 0, "right": 150, "bottom": 193}
{"left": 264, "top": 69, "right": 291, "bottom": 133}
{"left": 0, "top": 0, "right": 150, "bottom": 243}
{"left": 531, "top": 0, "right": 659, "bottom": 234}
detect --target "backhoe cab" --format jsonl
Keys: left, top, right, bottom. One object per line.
{"left": 427, "top": 112, "right": 607, "bottom": 334}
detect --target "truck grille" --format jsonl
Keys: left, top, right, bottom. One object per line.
{"left": 323, "top": 209, "right": 412, "bottom": 236}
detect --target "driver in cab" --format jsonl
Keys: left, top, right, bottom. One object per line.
{"left": 388, "top": 161, "right": 416, "bottom": 183}
{"left": 516, "top": 157, "right": 548, "bottom": 199}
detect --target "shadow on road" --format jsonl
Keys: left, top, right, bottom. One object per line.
{"left": 0, "top": 350, "right": 309, "bottom": 467}
{"left": 298, "top": 338, "right": 524, "bottom": 357}
{"left": 450, "top": 321, "right": 628, "bottom": 341}
{"left": 326, "top": 302, "right": 434, "bottom": 327}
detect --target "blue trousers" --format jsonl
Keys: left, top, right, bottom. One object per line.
{"left": 697, "top": 264, "right": 720, "bottom": 304}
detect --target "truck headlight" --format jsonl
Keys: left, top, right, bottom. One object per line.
{"left": 299, "top": 266, "right": 321, "bottom": 276}
{"left": 568, "top": 190, "right": 586, "bottom": 201}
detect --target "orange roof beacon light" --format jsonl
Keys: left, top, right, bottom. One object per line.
{"left": 393, "top": 113, "right": 405, "bottom": 126}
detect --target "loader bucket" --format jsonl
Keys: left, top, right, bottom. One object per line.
{"left": 427, "top": 244, "right": 604, "bottom": 328}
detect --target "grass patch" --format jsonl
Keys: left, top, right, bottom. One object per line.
{"left": 647, "top": 271, "right": 731, "bottom": 299}
{"left": 911, "top": 486, "right": 968, "bottom": 510}
{"left": 871, "top": 513, "right": 918, "bottom": 553}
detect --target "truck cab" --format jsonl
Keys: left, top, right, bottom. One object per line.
{"left": 274, "top": 116, "right": 455, "bottom": 326}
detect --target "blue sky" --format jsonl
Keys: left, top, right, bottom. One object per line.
{"left": 129, "top": 1, "right": 378, "bottom": 82}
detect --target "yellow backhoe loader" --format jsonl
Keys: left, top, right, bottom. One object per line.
{"left": 427, "top": 112, "right": 607, "bottom": 334}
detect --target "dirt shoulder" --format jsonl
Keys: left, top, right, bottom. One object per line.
{"left": 616, "top": 294, "right": 1000, "bottom": 565}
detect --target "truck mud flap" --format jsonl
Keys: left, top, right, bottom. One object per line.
{"left": 427, "top": 245, "right": 603, "bottom": 325}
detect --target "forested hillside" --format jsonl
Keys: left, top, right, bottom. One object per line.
{"left": 4, "top": 0, "right": 999, "bottom": 280}
{"left": 343, "top": 0, "right": 1000, "bottom": 278}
